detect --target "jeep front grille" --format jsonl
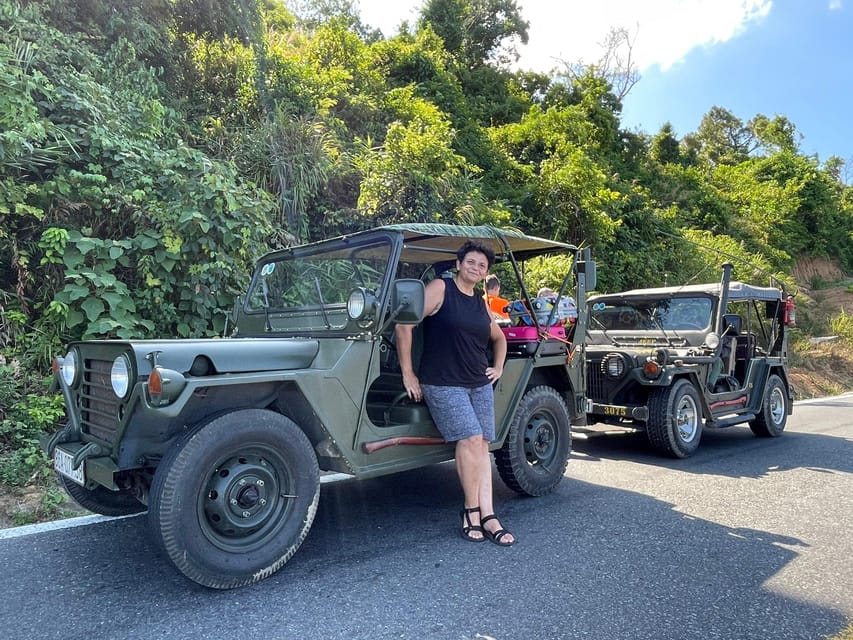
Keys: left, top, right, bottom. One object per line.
{"left": 81, "top": 358, "right": 121, "bottom": 444}
{"left": 585, "top": 357, "right": 607, "bottom": 402}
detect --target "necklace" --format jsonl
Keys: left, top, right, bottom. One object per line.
{"left": 453, "top": 275, "right": 476, "bottom": 296}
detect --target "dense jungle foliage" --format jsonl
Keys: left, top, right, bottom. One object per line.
{"left": 1, "top": 0, "right": 852, "bottom": 501}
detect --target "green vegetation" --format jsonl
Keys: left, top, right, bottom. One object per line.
{"left": 2, "top": 0, "right": 852, "bottom": 508}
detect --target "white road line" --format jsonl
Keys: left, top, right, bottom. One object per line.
{"left": 794, "top": 392, "right": 853, "bottom": 405}
{"left": 0, "top": 472, "right": 356, "bottom": 540}
{"left": 0, "top": 513, "right": 141, "bottom": 540}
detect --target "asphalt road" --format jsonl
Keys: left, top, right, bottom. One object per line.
{"left": 1, "top": 395, "right": 851, "bottom": 640}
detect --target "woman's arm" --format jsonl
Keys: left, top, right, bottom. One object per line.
{"left": 394, "top": 278, "right": 446, "bottom": 401}
{"left": 486, "top": 316, "right": 507, "bottom": 382}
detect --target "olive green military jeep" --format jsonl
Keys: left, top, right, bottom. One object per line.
{"left": 579, "top": 263, "right": 795, "bottom": 458}
{"left": 43, "top": 224, "right": 596, "bottom": 589}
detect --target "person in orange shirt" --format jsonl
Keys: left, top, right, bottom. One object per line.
{"left": 484, "top": 274, "right": 509, "bottom": 320}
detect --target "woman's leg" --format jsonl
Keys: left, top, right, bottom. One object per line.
{"left": 455, "top": 435, "right": 486, "bottom": 539}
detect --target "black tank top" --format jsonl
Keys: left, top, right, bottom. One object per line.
{"left": 419, "top": 277, "right": 491, "bottom": 387}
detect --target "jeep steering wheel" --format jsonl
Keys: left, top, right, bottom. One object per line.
{"left": 383, "top": 391, "right": 410, "bottom": 426}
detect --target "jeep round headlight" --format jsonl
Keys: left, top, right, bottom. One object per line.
{"left": 705, "top": 332, "right": 720, "bottom": 350}
{"left": 601, "top": 353, "right": 626, "bottom": 379}
{"left": 59, "top": 350, "right": 78, "bottom": 387}
{"left": 110, "top": 355, "right": 131, "bottom": 399}
{"left": 347, "top": 288, "right": 378, "bottom": 321}
{"left": 347, "top": 289, "right": 366, "bottom": 319}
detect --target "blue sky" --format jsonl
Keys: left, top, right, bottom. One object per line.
{"left": 354, "top": 0, "right": 852, "bottom": 165}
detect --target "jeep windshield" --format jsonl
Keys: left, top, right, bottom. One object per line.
{"left": 588, "top": 296, "right": 713, "bottom": 346}
{"left": 244, "top": 237, "right": 393, "bottom": 332}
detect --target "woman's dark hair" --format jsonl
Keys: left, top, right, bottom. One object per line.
{"left": 457, "top": 240, "right": 495, "bottom": 267}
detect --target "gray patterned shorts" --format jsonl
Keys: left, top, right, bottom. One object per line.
{"left": 421, "top": 383, "right": 495, "bottom": 442}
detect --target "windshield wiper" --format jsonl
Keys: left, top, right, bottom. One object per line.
{"left": 262, "top": 280, "right": 273, "bottom": 332}
{"left": 646, "top": 308, "right": 681, "bottom": 347}
{"left": 314, "top": 277, "right": 332, "bottom": 329}
{"left": 589, "top": 314, "right": 620, "bottom": 346}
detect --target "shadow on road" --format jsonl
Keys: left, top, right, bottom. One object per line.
{"left": 0, "top": 460, "right": 847, "bottom": 640}
{"left": 572, "top": 422, "right": 853, "bottom": 480}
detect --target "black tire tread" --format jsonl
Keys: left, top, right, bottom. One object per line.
{"left": 58, "top": 474, "right": 146, "bottom": 517}
{"left": 148, "top": 409, "right": 319, "bottom": 589}
{"left": 646, "top": 378, "right": 702, "bottom": 458}
{"left": 495, "top": 385, "right": 571, "bottom": 497}
{"left": 749, "top": 374, "right": 788, "bottom": 437}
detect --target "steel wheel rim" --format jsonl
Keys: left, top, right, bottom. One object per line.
{"left": 524, "top": 412, "right": 558, "bottom": 472}
{"left": 769, "top": 386, "right": 786, "bottom": 425}
{"left": 199, "top": 449, "right": 294, "bottom": 552}
{"left": 676, "top": 394, "right": 699, "bottom": 443}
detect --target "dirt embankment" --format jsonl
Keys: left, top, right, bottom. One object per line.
{"left": 787, "top": 258, "right": 853, "bottom": 398}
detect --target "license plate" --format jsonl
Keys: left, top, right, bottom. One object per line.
{"left": 54, "top": 447, "right": 85, "bottom": 486}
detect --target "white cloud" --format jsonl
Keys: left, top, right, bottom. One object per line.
{"left": 355, "top": 0, "right": 773, "bottom": 72}
{"left": 829, "top": 0, "right": 842, "bottom": 10}
{"left": 517, "top": 0, "right": 773, "bottom": 72}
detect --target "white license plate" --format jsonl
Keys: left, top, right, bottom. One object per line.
{"left": 54, "top": 447, "right": 85, "bottom": 486}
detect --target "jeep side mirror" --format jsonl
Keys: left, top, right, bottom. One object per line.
{"left": 390, "top": 279, "right": 425, "bottom": 324}
{"left": 223, "top": 296, "right": 243, "bottom": 336}
{"left": 576, "top": 255, "right": 597, "bottom": 292}
{"left": 721, "top": 313, "right": 742, "bottom": 335}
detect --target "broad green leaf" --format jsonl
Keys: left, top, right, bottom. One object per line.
{"left": 135, "top": 234, "right": 159, "bottom": 250}
{"left": 63, "top": 284, "right": 90, "bottom": 302}
{"left": 81, "top": 297, "right": 105, "bottom": 322}
{"left": 101, "top": 292, "right": 124, "bottom": 310}
{"left": 65, "top": 309, "right": 84, "bottom": 329}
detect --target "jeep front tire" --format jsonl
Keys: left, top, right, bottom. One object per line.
{"left": 148, "top": 409, "right": 320, "bottom": 589}
{"left": 495, "top": 385, "right": 571, "bottom": 496}
{"left": 646, "top": 378, "right": 703, "bottom": 458}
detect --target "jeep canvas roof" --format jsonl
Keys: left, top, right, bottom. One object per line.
{"left": 380, "top": 223, "right": 575, "bottom": 263}
{"left": 589, "top": 280, "right": 784, "bottom": 302}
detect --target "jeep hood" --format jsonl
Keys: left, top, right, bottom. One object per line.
{"left": 115, "top": 338, "right": 320, "bottom": 374}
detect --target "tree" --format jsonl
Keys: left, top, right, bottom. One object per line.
{"left": 650, "top": 123, "right": 682, "bottom": 165}
{"left": 557, "top": 26, "right": 640, "bottom": 102}
{"left": 686, "top": 106, "right": 757, "bottom": 166}
{"left": 419, "top": 0, "right": 529, "bottom": 69}
{"left": 750, "top": 114, "right": 800, "bottom": 154}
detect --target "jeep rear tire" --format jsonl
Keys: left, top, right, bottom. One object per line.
{"left": 646, "top": 378, "right": 703, "bottom": 458}
{"left": 148, "top": 409, "right": 320, "bottom": 589}
{"left": 749, "top": 374, "right": 788, "bottom": 437}
{"left": 58, "top": 474, "right": 146, "bottom": 517}
{"left": 495, "top": 386, "right": 571, "bottom": 496}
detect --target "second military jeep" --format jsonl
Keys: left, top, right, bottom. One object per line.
{"left": 580, "top": 263, "right": 795, "bottom": 458}
{"left": 44, "top": 224, "right": 596, "bottom": 589}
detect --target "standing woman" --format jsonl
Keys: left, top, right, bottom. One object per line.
{"left": 395, "top": 240, "right": 515, "bottom": 546}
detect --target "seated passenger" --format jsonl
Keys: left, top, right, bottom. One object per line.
{"left": 484, "top": 274, "right": 509, "bottom": 320}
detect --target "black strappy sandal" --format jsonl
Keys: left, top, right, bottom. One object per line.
{"left": 481, "top": 514, "right": 516, "bottom": 547}
{"left": 460, "top": 506, "right": 485, "bottom": 543}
